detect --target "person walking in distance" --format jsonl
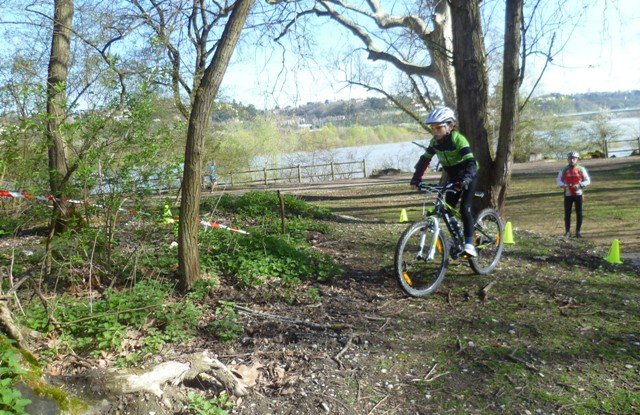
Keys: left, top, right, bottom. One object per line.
{"left": 410, "top": 107, "right": 479, "bottom": 257}
{"left": 556, "top": 151, "right": 591, "bottom": 238}
{"left": 208, "top": 161, "right": 217, "bottom": 193}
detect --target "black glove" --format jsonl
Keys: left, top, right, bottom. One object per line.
{"left": 450, "top": 180, "right": 467, "bottom": 192}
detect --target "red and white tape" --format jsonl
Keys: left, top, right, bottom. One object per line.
{"left": 2, "top": 188, "right": 249, "bottom": 235}
{"left": 200, "top": 219, "right": 250, "bottom": 235}
{"left": 0, "top": 189, "right": 83, "bottom": 205}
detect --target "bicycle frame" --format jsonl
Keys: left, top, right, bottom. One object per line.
{"left": 422, "top": 184, "right": 470, "bottom": 259}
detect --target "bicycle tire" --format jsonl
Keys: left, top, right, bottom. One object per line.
{"left": 394, "top": 219, "right": 448, "bottom": 297}
{"left": 469, "top": 208, "right": 504, "bottom": 275}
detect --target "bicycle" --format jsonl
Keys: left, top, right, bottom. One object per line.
{"left": 394, "top": 182, "right": 504, "bottom": 297}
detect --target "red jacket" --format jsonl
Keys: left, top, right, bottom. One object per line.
{"left": 556, "top": 164, "right": 591, "bottom": 196}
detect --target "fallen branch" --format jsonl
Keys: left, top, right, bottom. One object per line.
{"left": 333, "top": 334, "right": 354, "bottom": 369}
{"left": 479, "top": 280, "right": 497, "bottom": 301}
{"left": 367, "top": 394, "right": 388, "bottom": 415}
{"left": 0, "top": 298, "right": 24, "bottom": 346}
{"left": 233, "top": 304, "right": 353, "bottom": 331}
{"left": 410, "top": 363, "right": 449, "bottom": 383}
{"left": 447, "top": 289, "right": 455, "bottom": 308}
{"left": 506, "top": 349, "right": 540, "bottom": 373}
{"left": 424, "top": 363, "right": 438, "bottom": 381}
{"left": 364, "top": 315, "right": 390, "bottom": 331}
{"left": 106, "top": 361, "right": 190, "bottom": 397}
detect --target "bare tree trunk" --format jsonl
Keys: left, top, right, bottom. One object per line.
{"left": 46, "top": 0, "right": 74, "bottom": 232}
{"left": 431, "top": 0, "right": 456, "bottom": 107}
{"left": 450, "top": 0, "right": 522, "bottom": 214}
{"left": 493, "top": 0, "right": 523, "bottom": 213}
{"left": 178, "top": 0, "right": 256, "bottom": 291}
{"left": 449, "top": 0, "right": 491, "bottom": 195}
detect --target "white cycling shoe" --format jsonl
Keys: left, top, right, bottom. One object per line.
{"left": 463, "top": 243, "right": 477, "bottom": 257}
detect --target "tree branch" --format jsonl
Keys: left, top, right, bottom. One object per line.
{"left": 313, "top": 4, "right": 436, "bottom": 77}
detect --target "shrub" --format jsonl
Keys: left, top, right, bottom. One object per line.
{"left": 198, "top": 190, "right": 341, "bottom": 289}
{"left": 203, "top": 191, "right": 331, "bottom": 220}
{"left": 0, "top": 336, "right": 31, "bottom": 414}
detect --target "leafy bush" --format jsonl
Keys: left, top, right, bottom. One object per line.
{"left": 199, "top": 229, "right": 340, "bottom": 287}
{"left": 203, "top": 191, "right": 331, "bottom": 220}
{"left": 198, "top": 190, "right": 341, "bottom": 289}
{"left": 0, "top": 336, "right": 31, "bottom": 414}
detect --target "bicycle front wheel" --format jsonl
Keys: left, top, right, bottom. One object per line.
{"left": 469, "top": 208, "right": 504, "bottom": 275}
{"left": 394, "top": 219, "right": 448, "bottom": 297}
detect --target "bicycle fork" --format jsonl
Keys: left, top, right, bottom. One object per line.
{"left": 417, "top": 217, "right": 441, "bottom": 261}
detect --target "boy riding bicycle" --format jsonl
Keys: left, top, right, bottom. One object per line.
{"left": 410, "top": 107, "right": 479, "bottom": 257}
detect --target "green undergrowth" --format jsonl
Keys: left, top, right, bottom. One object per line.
{"left": 205, "top": 190, "right": 332, "bottom": 220}
{"left": 6, "top": 190, "right": 341, "bottom": 366}
{"left": 199, "top": 191, "right": 342, "bottom": 288}
{"left": 20, "top": 280, "right": 199, "bottom": 361}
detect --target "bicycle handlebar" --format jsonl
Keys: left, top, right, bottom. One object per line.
{"left": 417, "top": 182, "right": 457, "bottom": 194}
{"left": 418, "top": 182, "right": 485, "bottom": 199}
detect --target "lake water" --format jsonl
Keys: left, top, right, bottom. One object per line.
{"left": 273, "top": 140, "right": 428, "bottom": 175}
{"left": 257, "top": 115, "right": 639, "bottom": 177}
{"left": 579, "top": 116, "right": 639, "bottom": 157}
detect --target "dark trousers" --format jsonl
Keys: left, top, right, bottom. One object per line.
{"left": 445, "top": 176, "right": 478, "bottom": 239}
{"left": 564, "top": 195, "right": 583, "bottom": 233}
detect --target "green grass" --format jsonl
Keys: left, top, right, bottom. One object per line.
{"left": 506, "top": 158, "right": 640, "bottom": 251}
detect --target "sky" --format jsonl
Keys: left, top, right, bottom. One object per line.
{"left": 221, "top": 0, "right": 640, "bottom": 109}
{"left": 533, "top": 0, "right": 640, "bottom": 96}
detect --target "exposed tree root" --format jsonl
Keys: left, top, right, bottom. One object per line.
{"left": 103, "top": 351, "right": 247, "bottom": 397}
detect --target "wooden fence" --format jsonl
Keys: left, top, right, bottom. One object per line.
{"left": 87, "top": 160, "right": 368, "bottom": 195}
{"left": 604, "top": 137, "right": 640, "bottom": 158}
{"left": 206, "top": 159, "right": 368, "bottom": 188}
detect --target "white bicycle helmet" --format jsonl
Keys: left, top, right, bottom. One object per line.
{"left": 426, "top": 107, "right": 456, "bottom": 125}
{"left": 567, "top": 151, "right": 580, "bottom": 159}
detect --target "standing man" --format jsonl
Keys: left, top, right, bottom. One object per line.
{"left": 208, "top": 161, "right": 217, "bottom": 192}
{"left": 556, "top": 151, "right": 591, "bottom": 238}
{"left": 410, "top": 107, "right": 479, "bottom": 257}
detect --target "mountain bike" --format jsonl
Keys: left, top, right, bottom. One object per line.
{"left": 394, "top": 182, "right": 504, "bottom": 297}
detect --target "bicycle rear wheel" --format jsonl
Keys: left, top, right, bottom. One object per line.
{"left": 469, "top": 208, "right": 504, "bottom": 275}
{"left": 394, "top": 219, "right": 448, "bottom": 297}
